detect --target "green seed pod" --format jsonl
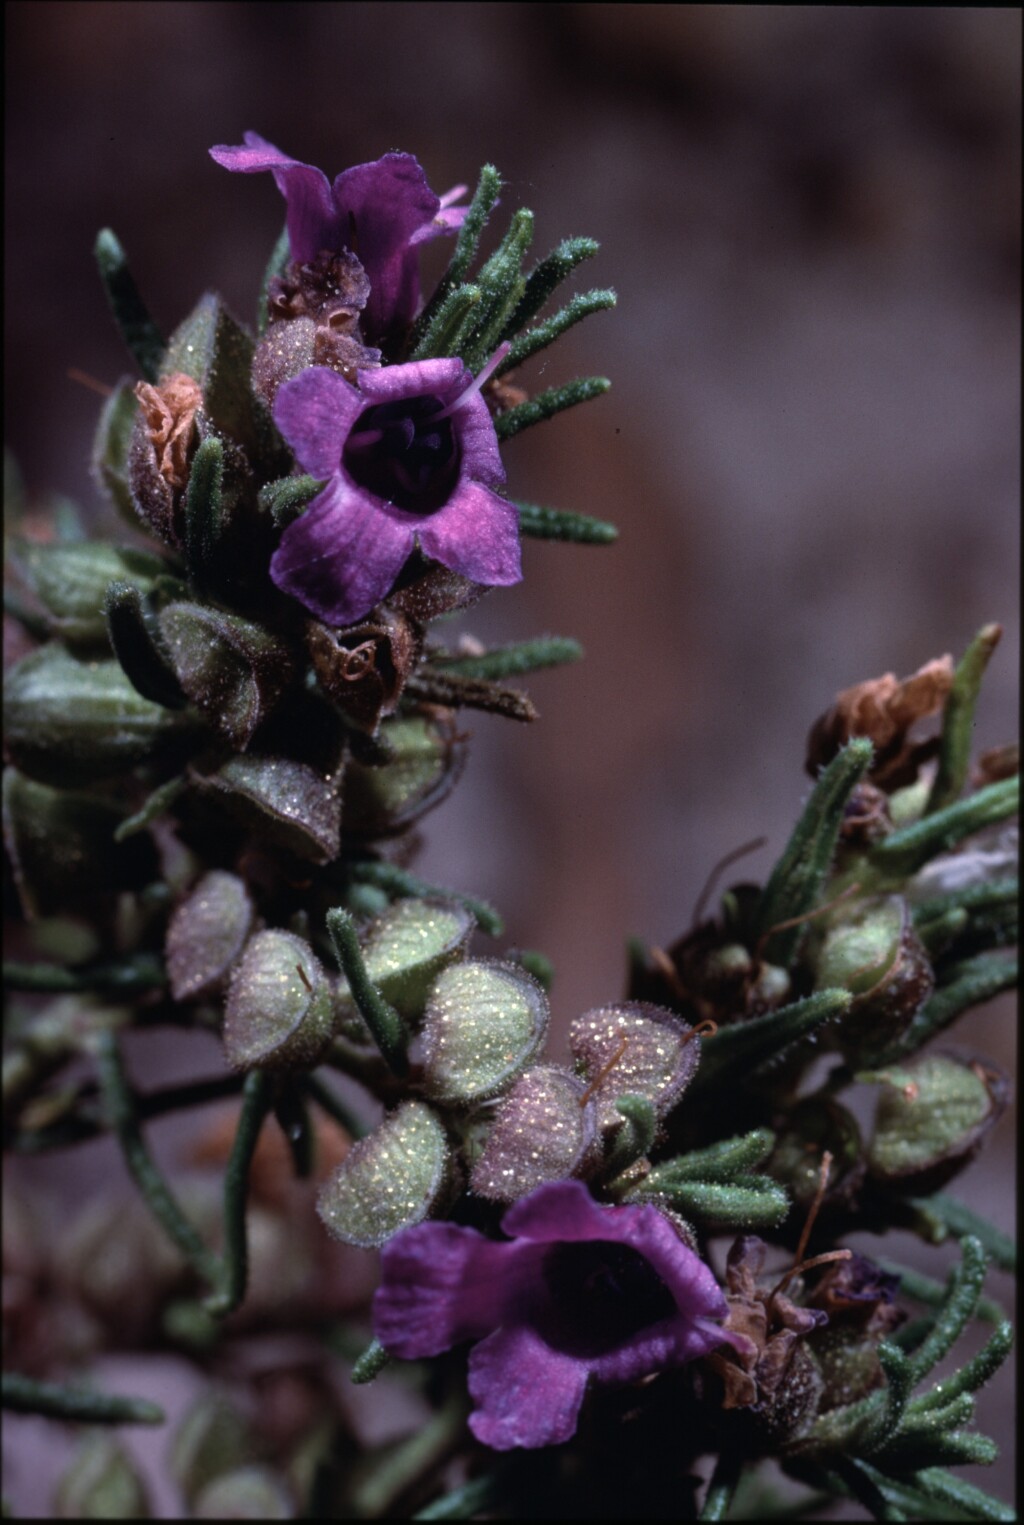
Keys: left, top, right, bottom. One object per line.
{"left": 192, "top": 1467, "right": 294, "bottom": 1520}
{"left": 3, "top": 767, "right": 158, "bottom": 918}
{"left": 769, "top": 1096, "right": 865, "bottom": 1216}
{"left": 4, "top": 647, "right": 194, "bottom": 786}
{"left": 12, "top": 539, "right": 167, "bottom": 648}
{"left": 158, "top": 602, "right": 295, "bottom": 748}
{"left": 420, "top": 958, "right": 550, "bottom": 1105}
{"left": 470, "top": 1064, "right": 598, "bottom": 1201}
{"left": 341, "top": 710, "right": 466, "bottom": 838}
{"left": 223, "top": 929, "right": 333, "bottom": 1071}
{"left": 864, "top": 1051, "right": 1010, "bottom": 1193}
{"left": 317, "top": 1099, "right": 449, "bottom": 1248}
{"left": 569, "top": 1002, "right": 702, "bottom": 1132}
{"left": 191, "top": 753, "right": 342, "bottom": 863}
{"left": 53, "top": 1434, "right": 150, "bottom": 1520}
{"left": 165, "top": 870, "right": 256, "bottom": 1001}
{"left": 332, "top": 897, "right": 475, "bottom": 1032}
{"left": 169, "top": 1392, "right": 257, "bottom": 1509}
{"left": 815, "top": 895, "right": 933, "bottom": 1060}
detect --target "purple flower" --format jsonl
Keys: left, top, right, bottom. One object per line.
{"left": 269, "top": 360, "right": 521, "bottom": 626}
{"left": 373, "top": 1180, "right": 733, "bottom": 1451}
{"left": 209, "top": 134, "right": 467, "bottom": 345}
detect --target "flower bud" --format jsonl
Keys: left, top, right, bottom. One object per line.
{"left": 814, "top": 896, "right": 933, "bottom": 1060}
{"left": 342, "top": 709, "right": 466, "bottom": 837}
{"left": 223, "top": 930, "right": 333, "bottom": 1070}
{"left": 4, "top": 647, "right": 194, "bottom": 787}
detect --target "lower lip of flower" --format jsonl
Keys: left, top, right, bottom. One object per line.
{"left": 539, "top": 1239, "right": 678, "bottom": 1357}
{"left": 344, "top": 396, "right": 459, "bottom": 514}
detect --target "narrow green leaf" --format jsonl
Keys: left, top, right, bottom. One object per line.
{"left": 404, "top": 667, "right": 538, "bottom": 722}
{"left": 203, "top": 1071, "right": 272, "bottom": 1318}
{"left": 94, "top": 228, "right": 165, "bottom": 381}
{"left": 690, "top": 989, "right": 852, "bottom": 1092}
{"left": 907, "top": 1197, "right": 1015, "bottom": 1272}
{"left": 604, "top": 1094, "right": 658, "bottom": 1179}
{"left": 876, "top": 1258, "right": 1005, "bottom": 1324}
{"left": 326, "top": 908, "right": 409, "bottom": 1075}
{"left": 95, "top": 1030, "right": 221, "bottom": 1288}
{"left": 500, "top": 236, "right": 601, "bottom": 341}
{"left": 433, "top": 636, "right": 583, "bottom": 681}
{"left": 459, "top": 208, "right": 535, "bottom": 368}
{"left": 410, "top": 164, "right": 502, "bottom": 350}
{"left": 757, "top": 738, "right": 873, "bottom": 963}
{"left": 182, "top": 436, "right": 226, "bottom": 589}
{"left": 513, "top": 499, "right": 618, "bottom": 543}
{"left": 500, "top": 288, "right": 617, "bottom": 373}
{"left": 871, "top": 775, "right": 1019, "bottom": 877}
{"left": 909, "top": 1320, "right": 1013, "bottom": 1412}
{"left": 495, "top": 376, "right": 611, "bottom": 440}
{"left": 350, "top": 1337, "right": 391, "bottom": 1385}
{"left": 411, "top": 282, "right": 482, "bottom": 360}
{"left": 257, "top": 473, "right": 324, "bottom": 528}
{"left": 911, "top": 1468, "right": 1015, "bottom": 1521}
{"left": 875, "top": 953, "right": 1016, "bottom": 1063}
{"left": 647, "top": 1128, "right": 776, "bottom": 1183}
{"left": 699, "top": 1452, "right": 742, "bottom": 1520}
{"left": 642, "top": 1176, "right": 789, "bottom": 1228}
{"left": 2, "top": 1372, "right": 163, "bottom": 1426}
{"left": 928, "top": 624, "right": 1003, "bottom": 814}
{"left": 905, "top": 1236, "right": 988, "bottom": 1384}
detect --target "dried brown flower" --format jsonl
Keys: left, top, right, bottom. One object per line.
{"left": 806, "top": 656, "right": 954, "bottom": 790}
{"left": 133, "top": 372, "right": 203, "bottom": 490}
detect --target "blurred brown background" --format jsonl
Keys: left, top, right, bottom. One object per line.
{"left": 5, "top": 3, "right": 1018, "bottom": 1515}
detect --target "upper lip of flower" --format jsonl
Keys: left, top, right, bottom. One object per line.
{"left": 372, "top": 1180, "right": 734, "bottom": 1451}
{"left": 209, "top": 133, "right": 468, "bottom": 346}
{"left": 268, "top": 359, "right": 520, "bottom": 628}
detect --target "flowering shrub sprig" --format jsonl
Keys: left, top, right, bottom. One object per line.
{"left": 2, "top": 138, "right": 1015, "bottom": 1521}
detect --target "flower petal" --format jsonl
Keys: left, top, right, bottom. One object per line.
{"left": 501, "top": 1181, "right": 731, "bottom": 1378}
{"left": 269, "top": 479, "right": 414, "bottom": 627}
{"left": 210, "top": 133, "right": 340, "bottom": 263}
{"left": 333, "top": 154, "right": 446, "bottom": 342}
{"left": 468, "top": 1324, "right": 590, "bottom": 1450}
{"left": 416, "top": 482, "right": 521, "bottom": 588}
{"left": 273, "top": 367, "right": 363, "bottom": 479}
{"left": 374, "top": 1223, "right": 540, "bottom": 1359}
{"left": 353, "top": 358, "right": 467, "bottom": 405}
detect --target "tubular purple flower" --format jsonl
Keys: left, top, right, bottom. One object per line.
{"left": 372, "top": 1180, "right": 734, "bottom": 1451}
{"left": 209, "top": 133, "right": 468, "bottom": 345}
{"left": 269, "top": 360, "right": 521, "bottom": 626}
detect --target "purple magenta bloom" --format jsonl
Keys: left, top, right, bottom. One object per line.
{"left": 209, "top": 134, "right": 467, "bottom": 345}
{"left": 373, "top": 1180, "right": 733, "bottom": 1451}
{"left": 270, "top": 361, "right": 521, "bottom": 626}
